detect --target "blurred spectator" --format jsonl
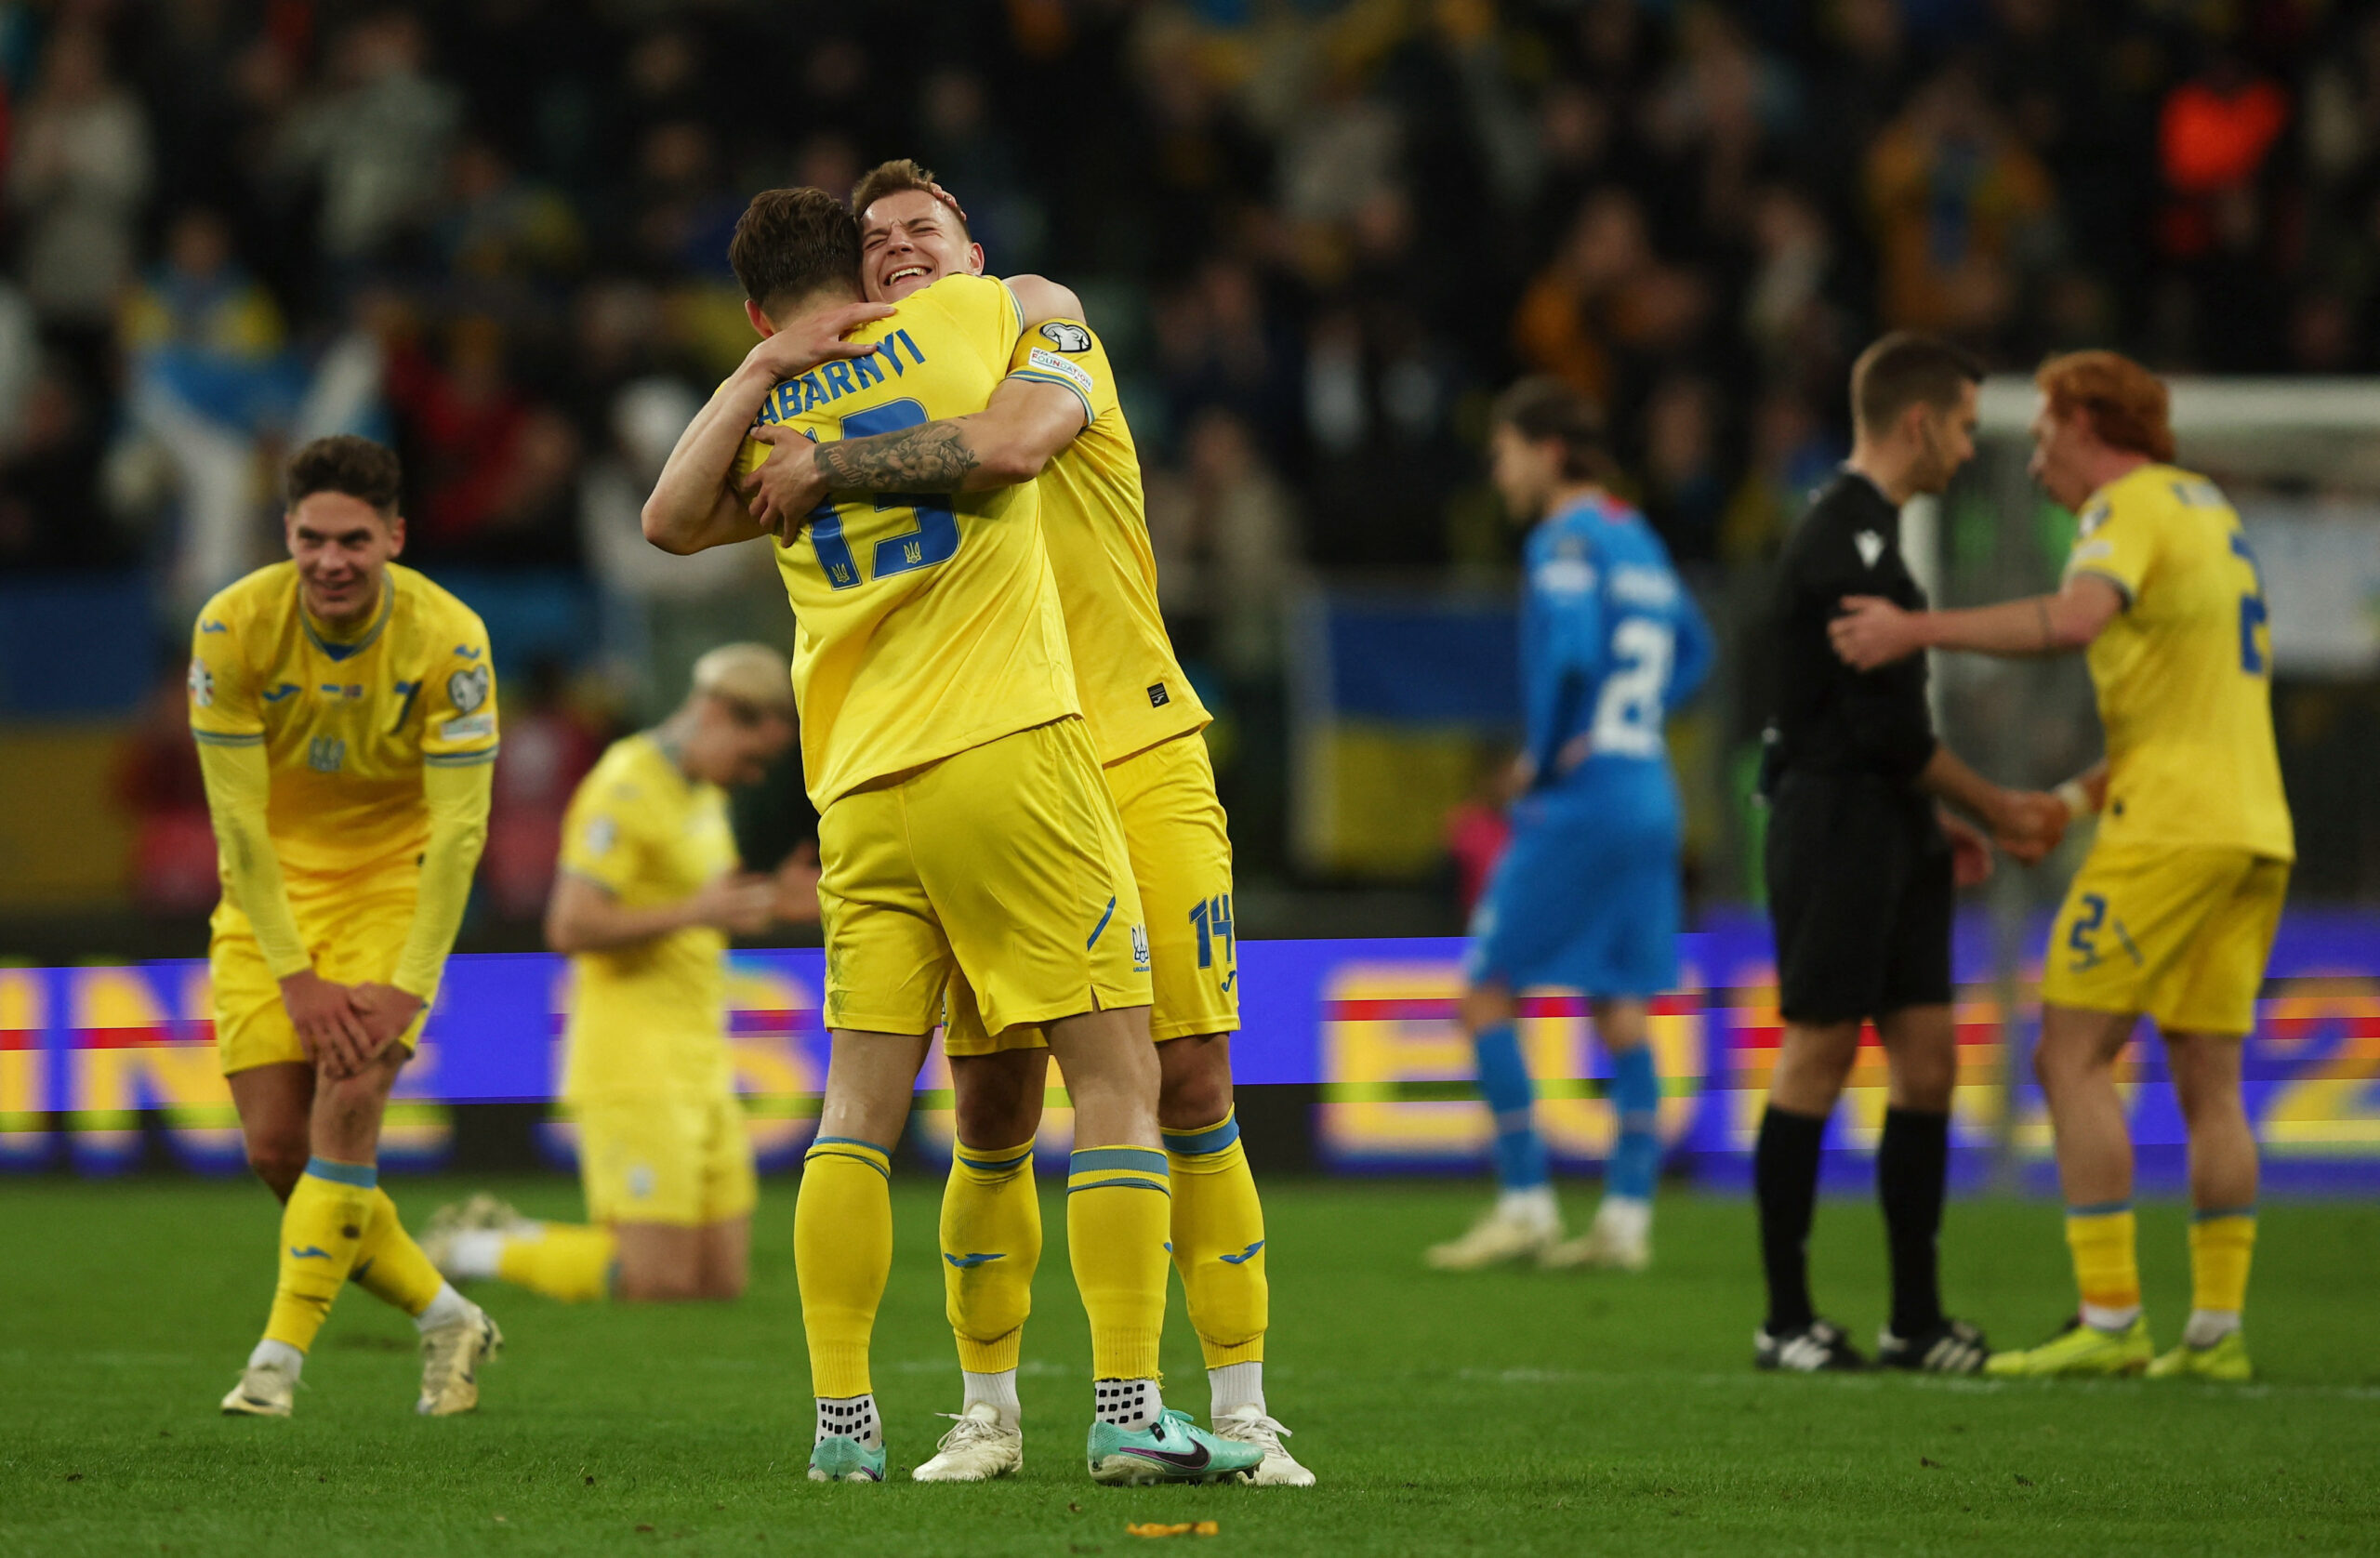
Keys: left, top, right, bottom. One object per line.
{"left": 116, "top": 658, "right": 217, "bottom": 915}
{"left": 579, "top": 376, "right": 766, "bottom": 603}
{"left": 10, "top": 27, "right": 151, "bottom": 328}
{"left": 119, "top": 209, "right": 300, "bottom": 612}
{"left": 483, "top": 657, "right": 604, "bottom": 918}
{"left": 0, "top": 359, "right": 111, "bottom": 568}
{"left": 276, "top": 10, "right": 459, "bottom": 264}
{"left": 1864, "top": 65, "right": 2055, "bottom": 345}
{"left": 1146, "top": 408, "right": 1301, "bottom": 680}
{"left": 384, "top": 316, "right": 578, "bottom": 565}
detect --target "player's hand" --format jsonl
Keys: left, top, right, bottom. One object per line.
{"left": 1939, "top": 809, "right": 1994, "bottom": 888}
{"left": 743, "top": 426, "right": 831, "bottom": 542}
{"left": 693, "top": 872, "right": 781, "bottom": 936}
{"left": 1552, "top": 732, "right": 1593, "bottom": 778}
{"left": 1499, "top": 754, "right": 1535, "bottom": 807}
{"left": 347, "top": 982, "right": 427, "bottom": 1061}
{"left": 1830, "top": 595, "right": 1924, "bottom": 670}
{"left": 1990, "top": 789, "right": 2068, "bottom": 865}
{"left": 279, "top": 969, "right": 371, "bottom": 1079}
{"left": 743, "top": 301, "right": 895, "bottom": 384}
{"left": 774, "top": 841, "right": 823, "bottom": 925}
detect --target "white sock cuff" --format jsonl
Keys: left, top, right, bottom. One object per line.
{"left": 2081, "top": 1301, "right": 2142, "bottom": 1333}
{"left": 1094, "top": 1376, "right": 1163, "bottom": 1432}
{"left": 415, "top": 1283, "right": 474, "bottom": 1333}
{"left": 962, "top": 1368, "right": 1022, "bottom": 1428}
{"left": 1209, "top": 1360, "right": 1263, "bottom": 1419}
{"left": 448, "top": 1230, "right": 506, "bottom": 1280}
{"left": 2183, "top": 1308, "right": 2241, "bottom": 1348}
{"left": 248, "top": 1338, "right": 304, "bottom": 1377}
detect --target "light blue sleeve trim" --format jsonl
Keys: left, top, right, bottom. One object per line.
{"left": 1007, "top": 368, "right": 1095, "bottom": 425}
{"left": 192, "top": 728, "right": 266, "bottom": 746}
{"left": 424, "top": 746, "right": 500, "bottom": 767}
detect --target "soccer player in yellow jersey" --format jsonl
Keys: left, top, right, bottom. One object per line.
{"left": 423, "top": 644, "right": 814, "bottom": 1303}
{"left": 641, "top": 188, "right": 1258, "bottom": 1485}
{"left": 193, "top": 436, "right": 503, "bottom": 1419}
{"left": 741, "top": 161, "right": 1309, "bottom": 1486}
{"left": 1831, "top": 350, "right": 2291, "bottom": 1381}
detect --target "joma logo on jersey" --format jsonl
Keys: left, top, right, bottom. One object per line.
{"left": 306, "top": 737, "right": 346, "bottom": 773}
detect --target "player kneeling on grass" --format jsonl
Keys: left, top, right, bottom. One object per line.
{"left": 423, "top": 644, "right": 818, "bottom": 1304}
{"left": 1831, "top": 350, "right": 2291, "bottom": 1381}
{"left": 1424, "top": 378, "right": 1711, "bottom": 1275}
{"left": 197, "top": 436, "right": 502, "bottom": 1419}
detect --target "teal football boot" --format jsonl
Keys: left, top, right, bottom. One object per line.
{"left": 808, "top": 1434, "right": 888, "bottom": 1483}
{"left": 1087, "top": 1408, "right": 1263, "bottom": 1485}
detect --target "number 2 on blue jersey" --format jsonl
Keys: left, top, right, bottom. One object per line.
{"left": 810, "top": 399, "right": 959, "bottom": 589}
{"left": 1589, "top": 617, "right": 1675, "bottom": 758}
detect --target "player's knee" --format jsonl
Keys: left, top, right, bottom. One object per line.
{"left": 245, "top": 1138, "right": 309, "bottom": 1197}
{"left": 1157, "top": 1046, "right": 1234, "bottom": 1132}
{"left": 955, "top": 1090, "right": 1037, "bottom": 1151}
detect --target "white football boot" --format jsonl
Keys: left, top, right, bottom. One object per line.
{"left": 1424, "top": 1198, "right": 1562, "bottom": 1270}
{"left": 1211, "top": 1406, "right": 1315, "bottom": 1486}
{"left": 911, "top": 1403, "right": 1025, "bottom": 1482}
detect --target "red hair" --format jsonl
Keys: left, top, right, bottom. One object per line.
{"left": 2035, "top": 350, "right": 2176, "bottom": 462}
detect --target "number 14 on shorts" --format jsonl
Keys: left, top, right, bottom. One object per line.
{"left": 1191, "top": 893, "right": 1236, "bottom": 972}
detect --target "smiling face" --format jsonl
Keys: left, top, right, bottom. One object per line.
{"left": 858, "top": 188, "right": 982, "bottom": 302}
{"left": 285, "top": 492, "right": 403, "bottom": 627}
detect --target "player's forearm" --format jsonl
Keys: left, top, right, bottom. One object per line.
{"left": 390, "top": 760, "right": 493, "bottom": 1001}
{"left": 195, "top": 739, "right": 311, "bottom": 979}
{"left": 641, "top": 364, "right": 775, "bottom": 553}
{"left": 1921, "top": 582, "right": 2112, "bottom": 660}
{"left": 545, "top": 886, "right": 707, "bottom": 954}
{"left": 1916, "top": 744, "right": 2014, "bottom": 831}
{"left": 813, "top": 417, "right": 987, "bottom": 494}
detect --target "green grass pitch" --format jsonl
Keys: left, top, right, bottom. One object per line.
{"left": 3, "top": 1174, "right": 2377, "bottom": 1556}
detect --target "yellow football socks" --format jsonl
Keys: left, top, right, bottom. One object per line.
{"left": 349, "top": 1188, "right": 446, "bottom": 1316}
{"left": 2188, "top": 1208, "right": 2255, "bottom": 1326}
{"left": 797, "top": 1136, "right": 892, "bottom": 1399}
{"left": 1066, "top": 1146, "right": 1171, "bottom": 1382}
{"left": 1163, "top": 1109, "right": 1268, "bottom": 1368}
{"left": 2066, "top": 1202, "right": 2142, "bottom": 1327}
{"left": 494, "top": 1223, "right": 618, "bottom": 1303}
{"left": 263, "top": 1157, "right": 377, "bottom": 1353}
{"left": 942, "top": 1138, "right": 1041, "bottom": 1374}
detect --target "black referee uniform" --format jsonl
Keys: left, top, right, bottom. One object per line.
{"left": 1753, "top": 468, "right": 1959, "bottom": 1363}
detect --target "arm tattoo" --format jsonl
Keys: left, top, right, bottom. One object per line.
{"left": 813, "top": 422, "right": 981, "bottom": 492}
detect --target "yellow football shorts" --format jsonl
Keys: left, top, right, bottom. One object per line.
{"left": 2041, "top": 844, "right": 2290, "bottom": 1036}
{"left": 945, "top": 730, "right": 1238, "bottom": 1052}
{"left": 573, "top": 1089, "right": 757, "bottom": 1227}
{"left": 817, "top": 716, "right": 1150, "bottom": 1042}
{"left": 211, "top": 889, "right": 428, "bottom": 1075}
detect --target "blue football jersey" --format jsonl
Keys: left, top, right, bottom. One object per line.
{"left": 1518, "top": 493, "right": 1712, "bottom": 810}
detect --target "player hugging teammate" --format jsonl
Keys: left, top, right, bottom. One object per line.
{"left": 641, "top": 165, "right": 1306, "bottom": 1486}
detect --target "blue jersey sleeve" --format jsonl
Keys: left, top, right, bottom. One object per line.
{"left": 1521, "top": 527, "right": 1605, "bottom": 784}
{"left": 1666, "top": 580, "right": 1714, "bottom": 711}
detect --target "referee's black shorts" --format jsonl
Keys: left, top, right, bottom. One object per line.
{"left": 1764, "top": 770, "right": 1954, "bottom": 1024}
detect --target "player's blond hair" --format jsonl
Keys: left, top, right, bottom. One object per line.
{"left": 691, "top": 642, "right": 794, "bottom": 722}
{"left": 2035, "top": 350, "right": 2177, "bottom": 463}
{"left": 850, "top": 158, "right": 970, "bottom": 238}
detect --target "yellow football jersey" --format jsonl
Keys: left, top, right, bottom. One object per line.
{"left": 2062, "top": 462, "right": 2294, "bottom": 859}
{"left": 733, "top": 272, "right": 1078, "bottom": 806}
{"left": 188, "top": 561, "right": 498, "bottom": 922}
{"left": 1005, "top": 318, "right": 1210, "bottom": 764}
{"left": 554, "top": 733, "right": 739, "bottom": 1102}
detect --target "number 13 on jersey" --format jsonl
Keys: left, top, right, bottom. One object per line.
{"left": 808, "top": 399, "right": 960, "bottom": 589}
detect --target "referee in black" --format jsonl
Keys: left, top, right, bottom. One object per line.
{"left": 1753, "top": 333, "right": 2061, "bottom": 1373}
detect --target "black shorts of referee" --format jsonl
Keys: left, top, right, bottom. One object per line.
{"left": 1765, "top": 769, "right": 1952, "bottom": 1023}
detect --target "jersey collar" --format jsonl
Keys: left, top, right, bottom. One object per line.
{"left": 299, "top": 574, "right": 394, "bottom": 662}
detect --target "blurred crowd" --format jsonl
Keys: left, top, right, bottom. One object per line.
{"left": 0, "top": 0, "right": 2366, "bottom": 904}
